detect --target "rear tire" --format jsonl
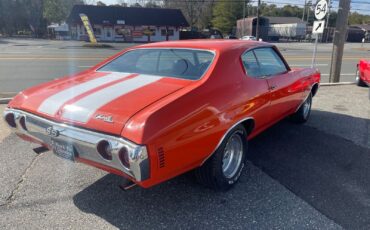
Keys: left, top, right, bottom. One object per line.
{"left": 355, "top": 68, "right": 366, "bottom": 87}
{"left": 291, "top": 92, "right": 312, "bottom": 124}
{"left": 195, "top": 125, "right": 248, "bottom": 191}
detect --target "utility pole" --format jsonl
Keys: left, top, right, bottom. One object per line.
{"left": 329, "top": 0, "right": 351, "bottom": 83}
{"left": 256, "top": 0, "right": 261, "bottom": 40}
{"left": 242, "top": 0, "right": 246, "bottom": 37}
{"left": 302, "top": 0, "right": 307, "bottom": 21}
{"left": 325, "top": 0, "right": 332, "bottom": 43}
{"left": 326, "top": 0, "right": 332, "bottom": 28}
{"left": 306, "top": 1, "right": 311, "bottom": 23}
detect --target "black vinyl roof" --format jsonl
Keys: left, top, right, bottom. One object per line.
{"left": 67, "top": 5, "right": 189, "bottom": 27}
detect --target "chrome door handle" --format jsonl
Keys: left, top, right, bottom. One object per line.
{"left": 269, "top": 85, "right": 277, "bottom": 90}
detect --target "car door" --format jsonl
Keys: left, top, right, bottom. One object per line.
{"left": 241, "top": 50, "right": 272, "bottom": 130}
{"left": 253, "top": 47, "right": 303, "bottom": 121}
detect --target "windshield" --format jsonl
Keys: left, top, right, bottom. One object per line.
{"left": 98, "top": 48, "right": 215, "bottom": 80}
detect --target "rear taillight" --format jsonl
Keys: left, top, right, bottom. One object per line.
{"left": 5, "top": 113, "right": 16, "bottom": 128}
{"left": 96, "top": 140, "right": 112, "bottom": 160}
{"left": 119, "top": 147, "right": 130, "bottom": 168}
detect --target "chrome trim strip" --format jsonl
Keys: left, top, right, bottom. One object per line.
{"left": 200, "top": 117, "right": 254, "bottom": 165}
{"left": 3, "top": 108, "right": 150, "bottom": 182}
{"left": 61, "top": 74, "right": 162, "bottom": 123}
{"left": 38, "top": 72, "right": 131, "bottom": 116}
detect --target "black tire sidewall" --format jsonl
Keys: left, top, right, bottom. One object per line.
{"left": 356, "top": 69, "right": 362, "bottom": 86}
{"left": 302, "top": 93, "right": 312, "bottom": 121}
{"left": 212, "top": 125, "right": 248, "bottom": 190}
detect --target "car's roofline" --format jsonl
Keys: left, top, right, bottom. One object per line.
{"left": 133, "top": 39, "right": 270, "bottom": 53}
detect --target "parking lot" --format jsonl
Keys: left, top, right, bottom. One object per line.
{"left": 1, "top": 83, "right": 369, "bottom": 229}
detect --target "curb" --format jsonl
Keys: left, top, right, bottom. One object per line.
{"left": 320, "top": 82, "right": 356, "bottom": 86}
{"left": 0, "top": 98, "right": 11, "bottom": 104}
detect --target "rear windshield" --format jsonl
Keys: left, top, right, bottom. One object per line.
{"left": 98, "top": 48, "right": 215, "bottom": 80}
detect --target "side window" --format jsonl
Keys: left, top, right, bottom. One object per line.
{"left": 253, "top": 48, "right": 287, "bottom": 76}
{"left": 241, "top": 51, "right": 261, "bottom": 77}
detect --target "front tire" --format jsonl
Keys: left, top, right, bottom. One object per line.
{"left": 355, "top": 68, "right": 366, "bottom": 87}
{"left": 291, "top": 92, "right": 312, "bottom": 124}
{"left": 195, "top": 125, "right": 248, "bottom": 191}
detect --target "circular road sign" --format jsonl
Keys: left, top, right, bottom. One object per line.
{"left": 315, "top": 0, "right": 328, "bottom": 20}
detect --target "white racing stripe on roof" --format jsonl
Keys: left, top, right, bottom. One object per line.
{"left": 37, "top": 72, "right": 131, "bottom": 116}
{"left": 61, "top": 74, "right": 162, "bottom": 123}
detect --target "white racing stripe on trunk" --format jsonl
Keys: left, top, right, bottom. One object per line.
{"left": 37, "top": 72, "right": 131, "bottom": 115}
{"left": 61, "top": 74, "right": 162, "bottom": 123}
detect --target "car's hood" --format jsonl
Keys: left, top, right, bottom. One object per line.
{"left": 9, "top": 71, "right": 191, "bottom": 135}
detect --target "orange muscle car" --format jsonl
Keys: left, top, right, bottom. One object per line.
{"left": 4, "top": 40, "right": 320, "bottom": 190}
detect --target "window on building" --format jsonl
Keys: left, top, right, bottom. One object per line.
{"left": 93, "top": 27, "right": 101, "bottom": 35}
{"left": 161, "top": 29, "right": 174, "bottom": 36}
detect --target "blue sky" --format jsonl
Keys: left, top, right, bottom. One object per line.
{"left": 98, "top": 0, "right": 370, "bottom": 16}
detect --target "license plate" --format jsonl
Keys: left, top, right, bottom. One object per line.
{"left": 50, "top": 139, "right": 77, "bottom": 162}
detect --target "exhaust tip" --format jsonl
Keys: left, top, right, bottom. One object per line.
{"left": 118, "top": 147, "right": 130, "bottom": 168}
{"left": 5, "top": 113, "right": 16, "bottom": 128}
{"left": 19, "top": 116, "right": 27, "bottom": 131}
{"left": 96, "top": 140, "right": 112, "bottom": 161}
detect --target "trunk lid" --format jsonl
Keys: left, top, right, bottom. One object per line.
{"left": 10, "top": 71, "right": 191, "bottom": 135}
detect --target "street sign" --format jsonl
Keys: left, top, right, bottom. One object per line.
{"left": 312, "top": 20, "right": 325, "bottom": 34}
{"left": 315, "top": 0, "right": 328, "bottom": 20}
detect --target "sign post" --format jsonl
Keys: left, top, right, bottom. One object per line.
{"left": 311, "top": 0, "right": 328, "bottom": 68}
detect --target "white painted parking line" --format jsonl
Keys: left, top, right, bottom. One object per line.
{"left": 290, "top": 64, "right": 328, "bottom": 67}
{"left": 0, "top": 52, "right": 30, "bottom": 54}
{"left": 321, "top": 73, "right": 354, "bottom": 76}
{"left": 78, "top": 66, "right": 93, "bottom": 68}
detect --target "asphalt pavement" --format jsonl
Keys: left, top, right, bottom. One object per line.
{"left": 0, "top": 85, "right": 369, "bottom": 229}
{"left": 0, "top": 38, "right": 368, "bottom": 95}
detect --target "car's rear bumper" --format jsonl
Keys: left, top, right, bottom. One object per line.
{"left": 3, "top": 108, "right": 150, "bottom": 182}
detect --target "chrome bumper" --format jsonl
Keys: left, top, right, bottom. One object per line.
{"left": 3, "top": 108, "right": 150, "bottom": 182}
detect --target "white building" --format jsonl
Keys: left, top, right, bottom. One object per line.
{"left": 66, "top": 5, "right": 189, "bottom": 42}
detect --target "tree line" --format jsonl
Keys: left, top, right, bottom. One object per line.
{"left": 1, "top": 0, "right": 369, "bottom": 37}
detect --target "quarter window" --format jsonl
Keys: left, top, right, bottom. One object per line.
{"left": 241, "top": 51, "right": 260, "bottom": 77}
{"left": 253, "top": 48, "right": 287, "bottom": 76}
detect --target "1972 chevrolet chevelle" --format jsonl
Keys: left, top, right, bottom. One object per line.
{"left": 4, "top": 40, "right": 320, "bottom": 190}
{"left": 356, "top": 59, "right": 370, "bottom": 86}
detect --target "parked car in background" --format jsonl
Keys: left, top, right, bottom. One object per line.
{"left": 356, "top": 59, "right": 370, "bottom": 86}
{"left": 241, "top": 35, "right": 257, "bottom": 41}
{"left": 225, "top": 35, "right": 238, "bottom": 39}
{"left": 4, "top": 40, "right": 320, "bottom": 191}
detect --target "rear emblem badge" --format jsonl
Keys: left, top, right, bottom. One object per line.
{"left": 46, "top": 126, "right": 60, "bottom": 137}
{"left": 95, "top": 114, "right": 114, "bottom": 123}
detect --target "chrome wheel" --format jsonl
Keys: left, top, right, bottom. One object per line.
{"left": 302, "top": 95, "right": 311, "bottom": 118}
{"left": 356, "top": 69, "right": 360, "bottom": 82}
{"left": 222, "top": 132, "right": 243, "bottom": 179}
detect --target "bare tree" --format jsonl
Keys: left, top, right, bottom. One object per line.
{"left": 163, "top": 0, "right": 215, "bottom": 29}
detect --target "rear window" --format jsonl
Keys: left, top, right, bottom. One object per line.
{"left": 98, "top": 48, "right": 215, "bottom": 80}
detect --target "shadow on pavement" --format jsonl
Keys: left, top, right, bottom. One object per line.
{"left": 73, "top": 110, "right": 370, "bottom": 229}
{"left": 249, "top": 110, "right": 370, "bottom": 229}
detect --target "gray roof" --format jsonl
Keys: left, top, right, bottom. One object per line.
{"left": 351, "top": 24, "right": 370, "bottom": 31}
{"left": 67, "top": 5, "right": 189, "bottom": 27}
{"left": 265, "top": 17, "right": 305, "bottom": 24}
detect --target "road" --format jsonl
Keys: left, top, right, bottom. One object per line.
{"left": 0, "top": 38, "right": 368, "bottom": 95}
{"left": 1, "top": 85, "right": 370, "bottom": 229}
